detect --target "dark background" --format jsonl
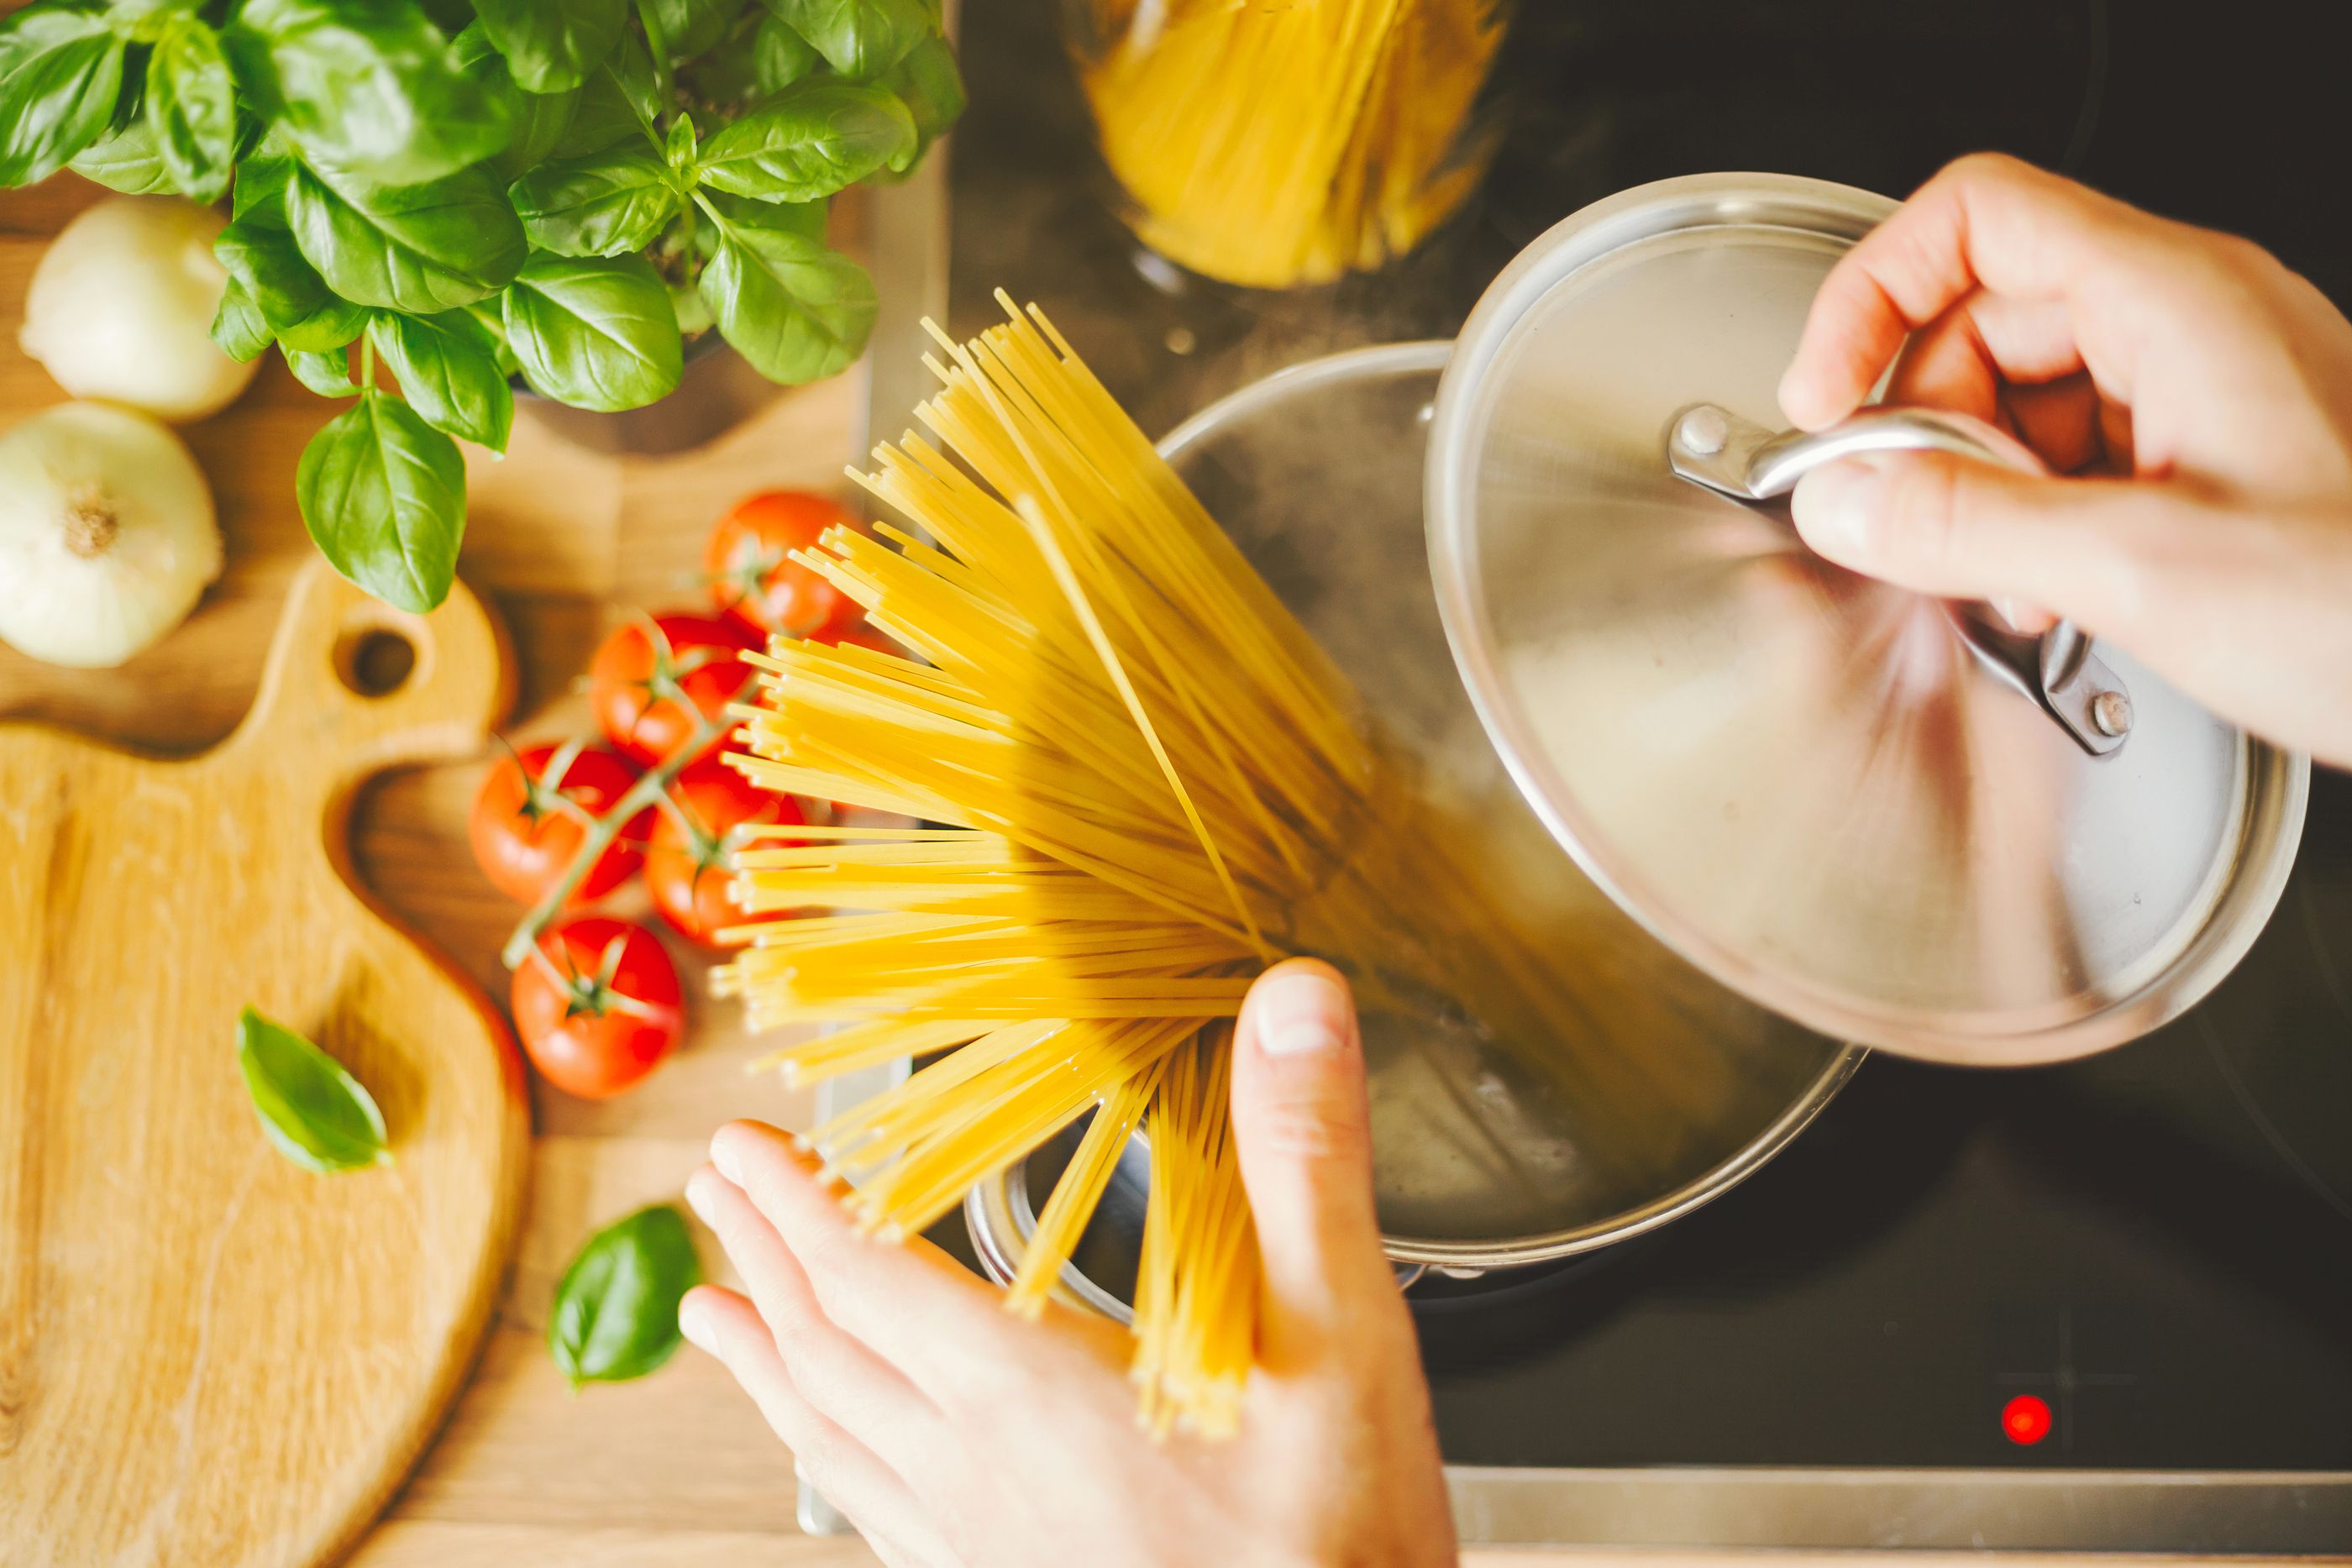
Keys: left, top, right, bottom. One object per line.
{"left": 944, "top": 0, "right": 2352, "bottom": 1470}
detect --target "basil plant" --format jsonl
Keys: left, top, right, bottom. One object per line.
{"left": 0, "top": 0, "right": 962, "bottom": 612}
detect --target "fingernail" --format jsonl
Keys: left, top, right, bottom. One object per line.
{"left": 678, "top": 1292, "right": 717, "bottom": 1354}
{"left": 1791, "top": 459, "right": 1882, "bottom": 559}
{"left": 711, "top": 1130, "right": 744, "bottom": 1186}
{"left": 1254, "top": 966, "right": 1352, "bottom": 1057}
{"left": 684, "top": 1167, "right": 719, "bottom": 1227}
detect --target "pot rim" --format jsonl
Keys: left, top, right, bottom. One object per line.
{"left": 963, "top": 339, "right": 1868, "bottom": 1298}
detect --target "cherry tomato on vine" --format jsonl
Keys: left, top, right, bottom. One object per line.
{"left": 469, "top": 742, "right": 648, "bottom": 906}
{"left": 510, "top": 916, "right": 684, "bottom": 1099}
{"left": 706, "top": 490, "right": 859, "bottom": 638}
{"left": 647, "top": 759, "right": 808, "bottom": 946}
{"left": 589, "top": 612, "right": 760, "bottom": 768}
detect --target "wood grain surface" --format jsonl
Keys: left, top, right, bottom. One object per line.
{"left": 0, "top": 559, "right": 528, "bottom": 1568}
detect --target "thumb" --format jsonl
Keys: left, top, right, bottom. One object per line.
{"left": 1789, "top": 450, "right": 2189, "bottom": 629}
{"left": 1228, "top": 959, "right": 1393, "bottom": 1340}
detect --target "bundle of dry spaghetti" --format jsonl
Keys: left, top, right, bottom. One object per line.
{"left": 1073, "top": 0, "right": 1508, "bottom": 288}
{"left": 714, "top": 294, "right": 1728, "bottom": 1438}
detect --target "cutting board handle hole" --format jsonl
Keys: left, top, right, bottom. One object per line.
{"left": 335, "top": 625, "right": 419, "bottom": 700}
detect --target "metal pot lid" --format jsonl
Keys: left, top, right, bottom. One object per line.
{"left": 1427, "top": 173, "right": 2310, "bottom": 1067}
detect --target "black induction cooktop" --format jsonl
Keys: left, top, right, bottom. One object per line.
{"left": 936, "top": 0, "right": 2352, "bottom": 1546}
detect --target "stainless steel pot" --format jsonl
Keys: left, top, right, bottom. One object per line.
{"left": 967, "top": 342, "right": 1864, "bottom": 1308}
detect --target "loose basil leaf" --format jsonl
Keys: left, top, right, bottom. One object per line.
{"left": 369, "top": 308, "right": 514, "bottom": 452}
{"left": 225, "top": 0, "right": 510, "bottom": 186}
{"left": 700, "top": 218, "right": 873, "bottom": 383}
{"left": 297, "top": 388, "right": 466, "bottom": 612}
{"left": 211, "top": 276, "right": 276, "bottom": 361}
{"left": 454, "top": 21, "right": 580, "bottom": 186}
{"left": 502, "top": 251, "right": 682, "bottom": 412}
{"left": 215, "top": 212, "right": 370, "bottom": 351}
{"left": 235, "top": 1005, "right": 391, "bottom": 1175}
{"left": 758, "top": 0, "right": 927, "bottom": 81}
{"left": 696, "top": 81, "right": 913, "bottom": 203}
{"left": 146, "top": 15, "right": 237, "bottom": 204}
{"left": 282, "top": 342, "right": 358, "bottom": 396}
{"left": 472, "top": 0, "right": 625, "bottom": 93}
{"left": 0, "top": 2, "right": 129, "bottom": 187}
{"left": 883, "top": 32, "right": 961, "bottom": 168}
{"left": 549, "top": 1204, "right": 701, "bottom": 1388}
{"left": 639, "top": 0, "right": 743, "bottom": 60}
{"left": 511, "top": 144, "right": 684, "bottom": 259}
{"left": 752, "top": 11, "right": 817, "bottom": 92}
{"left": 69, "top": 118, "right": 176, "bottom": 194}
{"left": 286, "top": 159, "right": 527, "bottom": 314}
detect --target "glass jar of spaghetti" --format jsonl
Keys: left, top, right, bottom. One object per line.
{"left": 1064, "top": 0, "right": 1512, "bottom": 290}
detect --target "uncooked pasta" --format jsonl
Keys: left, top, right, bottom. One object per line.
{"left": 716, "top": 294, "right": 1725, "bottom": 1436}
{"left": 1073, "top": 0, "right": 1509, "bottom": 287}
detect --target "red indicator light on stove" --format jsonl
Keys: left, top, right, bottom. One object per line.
{"left": 2002, "top": 1394, "right": 2052, "bottom": 1446}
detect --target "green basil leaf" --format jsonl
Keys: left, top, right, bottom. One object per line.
{"left": 69, "top": 118, "right": 176, "bottom": 194}
{"left": 751, "top": 12, "right": 817, "bottom": 92}
{"left": 502, "top": 251, "right": 681, "bottom": 412}
{"left": 454, "top": 21, "right": 580, "bottom": 185}
{"left": 681, "top": 6, "right": 764, "bottom": 103}
{"left": 664, "top": 113, "right": 696, "bottom": 172}
{"left": 882, "top": 32, "right": 960, "bottom": 168}
{"left": 700, "top": 218, "right": 871, "bottom": 383}
{"left": 211, "top": 276, "right": 276, "bottom": 361}
{"left": 511, "top": 144, "right": 684, "bottom": 258}
{"left": 0, "top": 2, "right": 129, "bottom": 186}
{"left": 369, "top": 308, "right": 514, "bottom": 453}
{"left": 297, "top": 389, "right": 466, "bottom": 611}
{"left": 638, "top": 0, "right": 743, "bottom": 60}
{"left": 558, "top": 36, "right": 659, "bottom": 157}
{"left": 235, "top": 1005, "right": 391, "bottom": 1175}
{"left": 146, "top": 15, "right": 236, "bottom": 203}
{"left": 697, "top": 185, "right": 822, "bottom": 240}
{"left": 462, "top": 296, "right": 523, "bottom": 377}
{"left": 215, "top": 212, "right": 370, "bottom": 351}
{"left": 756, "top": 0, "right": 925, "bottom": 81}
{"left": 283, "top": 341, "right": 358, "bottom": 396}
{"left": 287, "top": 159, "right": 527, "bottom": 314}
{"left": 472, "top": 0, "right": 625, "bottom": 94}
{"left": 225, "top": 0, "right": 510, "bottom": 186}
{"left": 696, "top": 81, "right": 911, "bottom": 202}
{"left": 549, "top": 1204, "right": 701, "bottom": 1388}
{"left": 234, "top": 149, "right": 293, "bottom": 220}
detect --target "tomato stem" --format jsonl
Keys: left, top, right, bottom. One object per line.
{"left": 498, "top": 674, "right": 757, "bottom": 972}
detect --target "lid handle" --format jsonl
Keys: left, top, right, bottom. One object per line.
{"left": 1667, "top": 403, "right": 2132, "bottom": 756}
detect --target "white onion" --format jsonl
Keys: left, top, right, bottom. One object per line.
{"left": 18, "top": 197, "right": 260, "bottom": 424}
{"left": 0, "top": 402, "right": 221, "bottom": 668}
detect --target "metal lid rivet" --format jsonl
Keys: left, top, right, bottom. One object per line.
{"left": 2092, "top": 689, "right": 2134, "bottom": 737}
{"left": 1676, "top": 406, "right": 1730, "bottom": 455}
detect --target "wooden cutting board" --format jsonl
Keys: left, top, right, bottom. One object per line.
{"left": 0, "top": 559, "right": 529, "bottom": 1568}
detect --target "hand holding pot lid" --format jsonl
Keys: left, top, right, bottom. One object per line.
{"left": 1426, "top": 165, "right": 2318, "bottom": 1067}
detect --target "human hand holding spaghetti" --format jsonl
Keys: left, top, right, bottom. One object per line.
{"left": 679, "top": 960, "right": 1455, "bottom": 1568}
{"left": 1777, "top": 153, "right": 2352, "bottom": 768}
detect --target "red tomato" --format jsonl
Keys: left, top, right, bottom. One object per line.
{"left": 468, "top": 742, "right": 648, "bottom": 905}
{"left": 510, "top": 916, "right": 685, "bottom": 1099}
{"left": 647, "top": 759, "right": 808, "bottom": 945}
{"left": 589, "top": 612, "right": 760, "bottom": 767}
{"left": 706, "top": 490, "right": 859, "bottom": 637}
